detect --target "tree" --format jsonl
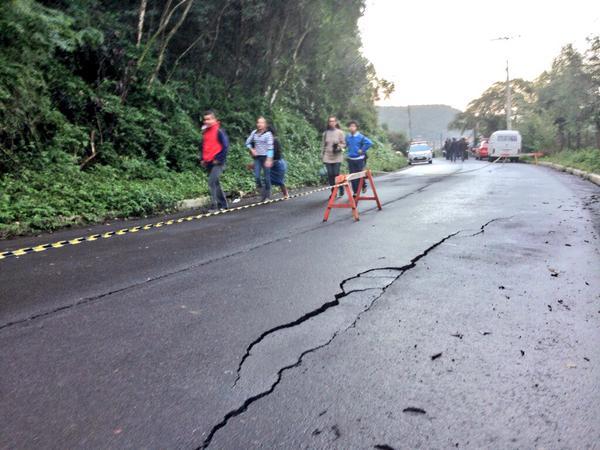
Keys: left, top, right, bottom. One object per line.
{"left": 537, "top": 44, "right": 593, "bottom": 149}
{"left": 387, "top": 131, "right": 409, "bottom": 154}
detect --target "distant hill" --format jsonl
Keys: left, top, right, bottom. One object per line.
{"left": 378, "top": 105, "right": 464, "bottom": 145}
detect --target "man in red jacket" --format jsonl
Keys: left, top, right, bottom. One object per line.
{"left": 200, "top": 110, "right": 229, "bottom": 211}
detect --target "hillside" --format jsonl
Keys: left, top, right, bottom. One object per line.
{"left": 378, "top": 105, "right": 462, "bottom": 144}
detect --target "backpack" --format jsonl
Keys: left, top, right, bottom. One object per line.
{"left": 273, "top": 137, "right": 282, "bottom": 160}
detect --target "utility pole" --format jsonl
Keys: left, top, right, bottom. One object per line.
{"left": 491, "top": 35, "right": 521, "bottom": 130}
{"left": 505, "top": 60, "right": 512, "bottom": 130}
{"left": 407, "top": 105, "right": 413, "bottom": 141}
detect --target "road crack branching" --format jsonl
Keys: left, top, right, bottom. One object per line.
{"left": 200, "top": 229, "right": 466, "bottom": 449}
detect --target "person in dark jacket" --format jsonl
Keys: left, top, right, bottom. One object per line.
{"left": 449, "top": 138, "right": 458, "bottom": 163}
{"left": 268, "top": 126, "right": 289, "bottom": 198}
{"left": 200, "top": 110, "right": 229, "bottom": 211}
{"left": 459, "top": 137, "right": 469, "bottom": 161}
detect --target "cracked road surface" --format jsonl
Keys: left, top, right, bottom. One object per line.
{"left": 1, "top": 160, "right": 599, "bottom": 449}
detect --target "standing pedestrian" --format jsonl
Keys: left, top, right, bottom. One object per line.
{"left": 268, "top": 126, "right": 289, "bottom": 198}
{"left": 200, "top": 110, "right": 229, "bottom": 211}
{"left": 322, "top": 116, "right": 346, "bottom": 197}
{"left": 459, "top": 137, "right": 469, "bottom": 161}
{"left": 345, "top": 120, "right": 372, "bottom": 195}
{"left": 450, "top": 138, "right": 458, "bottom": 163}
{"left": 443, "top": 138, "right": 451, "bottom": 160}
{"left": 245, "top": 117, "right": 274, "bottom": 201}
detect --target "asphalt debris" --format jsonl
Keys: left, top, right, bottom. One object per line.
{"left": 451, "top": 333, "right": 464, "bottom": 339}
{"left": 431, "top": 352, "right": 443, "bottom": 360}
{"left": 480, "top": 331, "right": 492, "bottom": 336}
{"left": 374, "top": 445, "right": 396, "bottom": 450}
{"left": 403, "top": 407, "right": 426, "bottom": 415}
{"left": 331, "top": 425, "right": 341, "bottom": 439}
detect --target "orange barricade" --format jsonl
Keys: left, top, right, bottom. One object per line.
{"left": 323, "top": 169, "right": 382, "bottom": 222}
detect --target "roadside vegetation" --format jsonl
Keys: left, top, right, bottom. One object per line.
{"left": 0, "top": 0, "right": 401, "bottom": 238}
{"left": 540, "top": 148, "right": 600, "bottom": 174}
{"left": 452, "top": 36, "right": 600, "bottom": 157}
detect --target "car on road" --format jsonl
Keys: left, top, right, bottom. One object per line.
{"left": 474, "top": 139, "right": 489, "bottom": 160}
{"left": 488, "top": 130, "right": 522, "bottom": 162}
{"left": 407, "top": 141, "right": 433, "bottom": 165}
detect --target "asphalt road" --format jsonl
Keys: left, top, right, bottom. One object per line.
{"left": 1, "top": 159, "right": 599, "bottom": 449}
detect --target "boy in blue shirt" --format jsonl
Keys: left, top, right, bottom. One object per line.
{"left": 345, "top": 120, "right": 373, "bottom": 194}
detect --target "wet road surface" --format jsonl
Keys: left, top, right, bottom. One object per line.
{"left": 1, "top": 159, "right": 599, "bottom": 449}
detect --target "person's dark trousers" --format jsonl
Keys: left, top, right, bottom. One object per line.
{"left": 254, "top": 156, "right": 271, "bottom": 200}
{"left": 207, "top": 164, "right": 228, "bottom": 209}
{"left": 325, "top": 162, "right": 343, "bottom": 196}
{"left": 347, "top": 158, "right": 366, "bottom": 194}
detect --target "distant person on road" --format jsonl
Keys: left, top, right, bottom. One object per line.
{"left": 200, "top": 110, "right": 229, "bottom": 211}
{"left": 449, "top": 138, "right": 458, "bottom": 163}
{"left": 268, "top": 126, "right": 289, "bottom": 198}
{"left": 345, "top": 120, "right": 373, "bottom": 195}
{"left": 246, "top": 117, "right": 274, "bottom": 201}
{"left": 322, "top": 116, "right": 346, "bottom": 197}
{"left": 444, "top": 138, "right": 451, "bottom": 160}
{"left": 459, "top": 137, "right": 469, "bottom": 161}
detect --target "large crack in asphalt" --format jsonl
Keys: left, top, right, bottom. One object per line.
{"left": 198, "top": 220, "right": 506, "bottom": 449}
{"left": 0, "top": 172, "right": 456, "bottom": 332}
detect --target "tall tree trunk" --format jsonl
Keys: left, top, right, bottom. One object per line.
{"left": 136, "top": 0, "right": 148, "bottom": 47}
{"left": 148, "top": 0, "right": 194, "bottom": 85}
{"left": 269, "top": 26, "right": 310, "bottom": 106}
{"left": 137, "top": 0, "right": 188, "bottom": 68}
{"left": 165, "top": 2, "right": 231, "bottom": 84}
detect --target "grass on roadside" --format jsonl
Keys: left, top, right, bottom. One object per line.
{"left": 0, "top": 143, "right": 406, "bottom": 239}
{"left": 539, "top": 148, "right": 600, "bottom": 174}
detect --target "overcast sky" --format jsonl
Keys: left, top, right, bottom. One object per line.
{"left": 359, "top": 0, "right": 600, "bottom": 110}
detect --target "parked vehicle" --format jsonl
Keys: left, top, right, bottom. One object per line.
{"left": 407, "top": 141, "right": 433, "bottom": 165}
{"left": 488, "top": 130, "right": 521, "bottom": 162}
{"left": 474, "top": 139, "right": 489, "bottom": 160}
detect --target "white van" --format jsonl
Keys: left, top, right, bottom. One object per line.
{"left": 488, "top": 130, "right": 522, "bottom": 162}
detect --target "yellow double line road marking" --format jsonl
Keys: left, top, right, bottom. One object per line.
{"left": 0, "top": 185, "right": 337, "bottom": 262}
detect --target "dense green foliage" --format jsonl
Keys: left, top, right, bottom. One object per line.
{"left": 541, "top": 148, "right": 600, "bottom": 174}
{"left": 452, "top": 38, "right": 600, "bottom": 153}
{"left": 0, "top": 0, "right": 400, "bottom": 237}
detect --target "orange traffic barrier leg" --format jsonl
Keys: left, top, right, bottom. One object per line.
{"left": 345, "top": 182, "right": 359, "bottom": 221}
{"left": 323, "top": 175, "right": 360, "bottom": 222}
{"left": 323, "top": 183, "right": 339, "bottom": 222}
{"left": 353, "top": 170, "right": 382, "bottom": 210}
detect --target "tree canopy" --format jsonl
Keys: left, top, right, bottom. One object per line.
{"left": 451, "top": 39, "right": 600, "bottom": 151}
{"left": 0, "top": 0, "right": 394, "bottom": 173}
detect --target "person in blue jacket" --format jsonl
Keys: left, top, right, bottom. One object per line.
{"left": 345, "top": 120, "right": 373, "bottom": 194}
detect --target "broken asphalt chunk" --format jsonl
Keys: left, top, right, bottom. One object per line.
{"left": 431, "top": 352, "right": 443, "bottom": 360}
